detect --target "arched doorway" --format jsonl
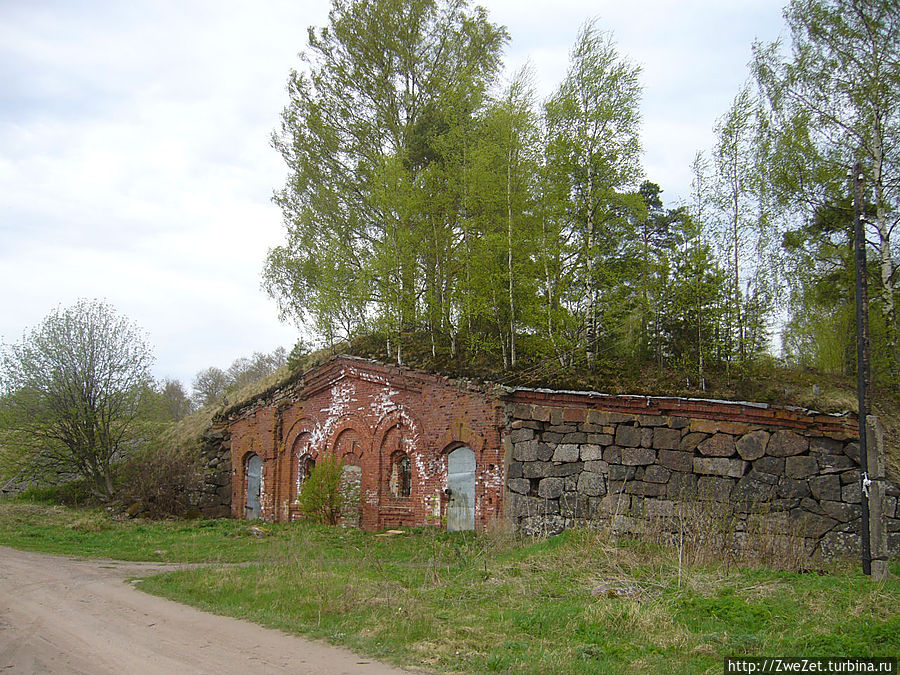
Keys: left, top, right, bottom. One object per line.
{"left": 447, "top": 446, "right": 475, "bottom": 531}
{"left": 245, "top": 454, "right": 262, "bottom": 520}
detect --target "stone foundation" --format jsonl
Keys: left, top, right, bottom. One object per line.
{"left": 503, "top": 391, "right": 899, "bottom": 558}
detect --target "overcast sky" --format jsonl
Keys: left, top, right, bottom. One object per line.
{"left": 0, "top": 0, "right": 786, "bottom": 389}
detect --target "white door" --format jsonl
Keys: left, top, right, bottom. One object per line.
{"left": 447, "top": 447, "right": 475, "bottom": 531}
{"left": 245, "top": 455, "right": 262, "bottom": 520}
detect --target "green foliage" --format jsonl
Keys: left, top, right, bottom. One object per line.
{"left": 754, "top": 0, "right": 900, "bottom": 378}
{"left": 261, "top": 0, "right": 899, "bottom": 394}
{"left": 0, "top": 299, "right": 155, "bottom": 500}
{"left": 297, "top": 453, "right": 345, "bottom": 525}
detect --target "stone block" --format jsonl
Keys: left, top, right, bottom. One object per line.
{"left": 819, "top": 531, "right": 859, "bottom": 558}
{"left": 584, "top": 460, "right": 609, "bottom": 473}
{"left": 800, "top": 497, "right": 825, "bottom": 515}
{"left": 697, "top": 433, "right": 736, "bottom": 457}
{"left": 538, "top": 477, "right": 565, "bottom": 499}
{"left": 624, "top": 481, "right": 647, "bottom": 496}
{"left": 580, "top": 422, "right": 605, "bottom": 433}
{"left": 536, "top": 442, "right": 555, "bottom": 461}
{"left": 808, "top": 474, "right": 841, "bottom": 501}
{"left": 717, "top": 421, "right": 750, "bottom": 435}
{"left": 585, "top": 433, "right": 614, "bottom": 445}
{"left": 810, "top": 437, "right": 843, "bottom": 454}
{"left": 563, "top": 407, "right": 586, "bottom": 423}
{"left": 520, "top": 514, "right": 565, "bottom": 537}
{"left": 507, "top": 478, "right": 531, "bottom": 495}
{"left": 580, "top": 444, "right": 604, "bottom": 461}
{"left": 552, "top": 444, "right": 580, "bottom": 463}
{"left": 542, "top": 432, "right": 563, "bottom": 444}
{"left": 564, "top": 475, "right": 579, "bottom": 491}
{"left": 819, "top": 500, "right": 861, "bottom": 523}
{"left": 522, "top": 461, "right": 551, "bottom": 479}
{"left": 548, "top": 462, "right": 583, "bottom": 477}
{"left": 509, "top": 419, "right": 542, "bottom": 430}
{"left": 840, "top": 469, "right": 859, "bottom": 484}
{"left": 622, "top": 447, "right": 656, "bottom": 466}
{"left": 733, "top": 475, "right": 776, "bottom": 502}
{"left": 548, "top": 425, "right": 578, "bottom": 436}
{"left": 603, "top": 446, "right": 622, "bottom": 463}
{"left": 791, "top": 508, "right": 838, "bottom": 539}
{"left": 560, "top": 492, "right": 595, "bottom": 518}
{"left": 512, "top": 440, "right": 538, "bottom": 461}
{"left": 642, "top": 482, "right": 666, "bottom": 497}
{"left": 785, "top": 455, "right": 818, "bottom": 479}
{"left": 690, "top": 418, "right": 718, "bottom": 434}
{"left": 636, "top": 414, "right": 667, "bottom": 427}
{"left": 767, "top": 430, "right": 809, "bottom": 457}
{"left": 615, "top": 425, "right": 642, "bottom": 448}
{"left": 532, "top": 405, "right": 552, "bottom": 422}
{"left": 753, "top": 456, "right": 784, "bottom": 476}
{"left": 659, "top": 449, "right": 693, "bottom": 472}
{"left": 609, "top": 464, "right": 635, "bottom": 481}
{"left": 561, "top": 432, "right": 587, "bottom": 444}
{"left": 512, "top": 403, "right": 534, "bottom": 420}
{"left": 693, "top": 456, "right": 747, "bottom": 478}
{"left": 643, "top": 465, "right": 671, "bottom": 483}
{"left": 736, "top": 430, "right": 769, "bottom": 461}
{"left": 586, "top": 410, "right": 634, "bottom": 426}
{"left": 886, "top": 495, "right": 897, "bottom": 519}
{"left": 743, "top": 469, "right": 778, "bottom": 485}
{"left": 600, "top": 492, "right": 631, "bottom": 515}
{"left": 653, "top": 427, "right": 681, "bottom": 450}
{"left": 816, "top": 453, "right": 855, "bottom": 475}
{"left": 507, "top": 427, "right": 534, "bottom": 444}
{"left": 577, "top": 471, "right": 606, "bottom": 497}
{"left": 668, "top": 472, "right": 698, "bottom": 498}
{"left": 644, "top": 498, "right": 676, "bottom": 518}
{"left": 842, "top": 481, "right": 861, "bottom": 504}
{"left": 640, "top": 428, "right": 654, "bottom": 448}
{"left": 508, "top": 461, "right": 523, "bottom": 479}
{"left": 777, "top": 478, "right": 810, "bottom": 499}
{"left": 549, "top": 408, "right": 565, "bottom": 425}
{"left": 680, "top": 432, "right": 708, "bottom": 451}
{"left": 698, "top": 476, "right": 734, "bottom": 501}
{"left": 669, "top": 416, "right": 690, "bottom": 429}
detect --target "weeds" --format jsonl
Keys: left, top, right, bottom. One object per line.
{"left": 1, "top": 502, "right": 897, "bottom": 674}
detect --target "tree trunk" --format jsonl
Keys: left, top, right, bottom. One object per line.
{"left": 507, "top": 149, "right": 517, "bottom": 368}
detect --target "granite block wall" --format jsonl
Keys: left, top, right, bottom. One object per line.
{"left": 503, "top": 392, "right": 899, "bottom": 558}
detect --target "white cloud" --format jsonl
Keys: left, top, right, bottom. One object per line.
{"left": 0, "top": 0, "right": 785, "bottom": 386}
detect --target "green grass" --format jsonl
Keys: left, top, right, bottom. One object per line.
{"left": 0, "top": 501, "right": 301, "bottom": 563}
{"left": 1, "top": 501, "right": 897, "bottom": 674}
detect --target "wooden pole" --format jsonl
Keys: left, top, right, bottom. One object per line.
{"left": 852, "top": 161, "right": 872, "bottom": 575}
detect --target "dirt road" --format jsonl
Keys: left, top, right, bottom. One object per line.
{"left": 0, "top": 546, "right": 410, "bottom": 674}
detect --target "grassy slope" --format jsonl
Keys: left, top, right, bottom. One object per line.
{"left": 1, "top": 502, "right": 897, "bottom": 674}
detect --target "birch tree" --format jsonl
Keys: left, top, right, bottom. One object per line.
{"left": 266, "top": 0, "right": 506, "bottom": 358}
{"left": 754, "top": 0, "right": 900, "bottom": 376}
{"left": 544, "top": 20, "right": 643, "bottom": 361}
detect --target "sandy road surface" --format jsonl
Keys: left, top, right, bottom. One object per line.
{"left": 0, "top": 546, "right": 411, "bottom": 674}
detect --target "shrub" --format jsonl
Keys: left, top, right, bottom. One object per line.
{"left": 116, "top": 439, "right": 204, "bottom": 518}
{"left": 298, "top": 453, "right": 345, "bottom": 525}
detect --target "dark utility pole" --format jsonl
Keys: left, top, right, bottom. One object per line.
{"left": 852, "top": 161, "right": 872, "bottom": 575}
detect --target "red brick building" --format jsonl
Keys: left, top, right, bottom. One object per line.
{"left": 228, "top": 356, "right": 507, "bottom": 531}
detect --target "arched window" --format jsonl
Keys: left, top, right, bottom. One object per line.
{"left": 389, "top": 454, "right": 411, "bottom": 498}
{"left": 298, "top": 455, "right": 315, "bottom": 485}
